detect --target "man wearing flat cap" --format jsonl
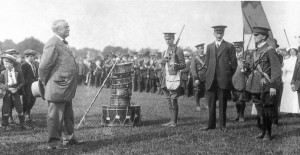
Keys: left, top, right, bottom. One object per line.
{"left": 21, "top": 49, "right": 39, "bottom": 122}
{"left": 191, "top": 43, "right": 208, "bottom": 111}
{"left": 201, "top": 25, "right": 237, "bottom": 132}
{"left": 161, "top": 32, "right": 186, "bottom": 127}
{"left": 39, "top": 19, "right": 79, "bottom": 149}
{"left": 245, "top": 26, "right": 281, "bottom": 141}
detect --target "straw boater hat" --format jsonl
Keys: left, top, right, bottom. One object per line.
{"left": 31, "top": 80, "right": 45, "bottom": 100}
{"left": 1, "top": 54, "right": 17, "bottom": 65}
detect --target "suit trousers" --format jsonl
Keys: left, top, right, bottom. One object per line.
{"left": 22, "top": 85, "right": 36, "bottom": 115}
{"left": 47, "top": 101, "right": 75, "bottom": 144}
{"left": 206, "top": 80, "right": 228, "bottom": 128}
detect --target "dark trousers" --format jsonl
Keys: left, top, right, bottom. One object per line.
{"left": 149, "top": 78, "right": 156, "bottom": 93}
{"left": 137, "top": 78, "right": 143, "bottom": 92}
{"left": 273, "top": 82, "right": 283, "bottom": 124}
{"left": 194, "top": 81, "right": 206, "bottom": 107}
{"left": 181, "top": 80, "right": 188, "bottom": 96}
{"left": 94, "top": 74, "right": 102, "bottom": 88}
{"left": 143, "top": 78, "right": 149, "bottom": 92}
{"left": 2, "top": 92, "right": 24, "bottom": 126}
{"left": 22, "top": 85, "right": 36, "bottom": 116}
{"left": 47, "top": 101, "right": 75, "bottom": 146}
{"left": 206, "top": 81, "right": 228, "bottom": 128}
{"left": 132, "top": 74, "right": 138, "bottom": 91}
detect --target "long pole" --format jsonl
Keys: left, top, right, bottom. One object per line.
{"left": 284, "top": 29, "right": 291, "bottom": 48}
{"left": 76, "top": 60, "right": 118, "bottom": 129}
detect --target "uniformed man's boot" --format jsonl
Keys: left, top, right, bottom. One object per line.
{"left": 231, "top": 104, "right": 240, "bottom": 121}
{"left": 161, "top": 100, "right": 173, "bottom": 127}
{"left": 169, "top": 100, "right": 178, "bottom": 127}
{"left": 255, "top": 126, "right": 265, "bottom": 139}
{"left": 239, "top": 103, "right": 245, "bottom": 122}
{"left": 18, "top": 115, "right": 32, "bottom": 130}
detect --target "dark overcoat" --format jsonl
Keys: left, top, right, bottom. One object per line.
{"left": 205, "top": 40, "right": 237, "bottom": 90}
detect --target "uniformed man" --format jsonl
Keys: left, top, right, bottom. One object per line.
{"left": 231, "top": 41, "right": 247, "bottom": 122}
{"left": 132, "top": 53, "right": 139, "bottom": 92}
{"left": 180, "top": 51, "right": 191, "bottom": 97}
{"left": 161, "top": 32, "right": 186, "bottom": 127}
{"left": 155, "top": 57, "right": 164, "bottom": 95}
{"left": 137, "top": 53, "right": 145, "bottom": 92}
{"left": 200, "top": 25, "right": 237, "bottom": 132}
{"left": 245, "top": 27, "right": 281, "bottom": 141}
{"left": 141, "top": 56, "right": 149, "bottom": 92}
{"left": 190, "top": 43, "right": 208, "bottom": 111}
{"left": 148, "top": 52, "right": 157, "bottom": 93}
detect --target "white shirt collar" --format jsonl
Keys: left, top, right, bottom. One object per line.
{"left": 257, "top": 41, "right": 267, "bottom": 48}
{"left": 55, "top": 34, "right": 64, "bottom": 41}
{"left": 215, "top": 39, "right": 223, "bottom": 46}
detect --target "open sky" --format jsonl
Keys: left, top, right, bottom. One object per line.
{"left": 0, "top": 0, "right": 299, "bottom": 51}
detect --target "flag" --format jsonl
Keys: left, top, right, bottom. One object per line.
{"left": 242, "top": 1, "right": 275, "bottom": 47}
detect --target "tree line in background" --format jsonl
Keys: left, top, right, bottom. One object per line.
{"left": 0, "top": 37, "right": 195, "bottom": 59}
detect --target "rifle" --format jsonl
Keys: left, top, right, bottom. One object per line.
{"left": 169, "top": 25, "right": 185, "bottom": 70}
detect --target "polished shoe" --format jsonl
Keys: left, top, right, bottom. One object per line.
{"left": 200, "top": 126, "right": 215, "bottom": 131}
{"left": 196, "top": 106, "right": 201, "bottom": 111}
{"left": 161, "top": 122, "right": 172, "bottom": 127}
{"left": 263, "top": 135, "right": 272, "bottom": 141}
{"left": 63, "top": 139, "right": 79, "bottom": 146}
{"left": 255, "top": 133, "right": 265, "bottom": 139}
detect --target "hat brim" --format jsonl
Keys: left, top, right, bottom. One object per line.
{"left": 31, "top": 80, "right": 45, "bottom": 100}
{"left": 1, "top": 56, "right": 17, "bottom": 64}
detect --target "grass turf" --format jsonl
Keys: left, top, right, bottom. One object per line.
{"left": 0, "top": 85, "right": 300, "bottom": 154}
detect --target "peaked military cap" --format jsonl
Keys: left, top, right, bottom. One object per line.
{"left": 212, "top": 25, "right": 227, "bottom": 33}
{"left": 252, "top": 26, "right": 270, "bottom": 35}
{"left": 163, "top": 33, "right": 176, "bottom": 39}
{"left": 233, "top": 41, "right": 244, "bottom": 48}
{"left": 195, "top": 43, "right": 205, "bottom": 49}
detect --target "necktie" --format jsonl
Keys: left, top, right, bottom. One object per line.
{"left": 216, "top": 43, "right": 219, "bottom": 49}
{"left": 63, "top": 40, "right": 68, "bottom": 45}
{"left": 31, "top": 63, "right": 36, "bottom": 77}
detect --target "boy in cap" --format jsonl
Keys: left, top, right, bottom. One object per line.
{"left": 245, "top": 26, "right": 281, "bottom": 141}
{"left": 201, "top": 25, "right": 237, "bottom": 132}
{"left": 21, "top": 49, "right": 39, "bottom": 122}
{"left": 161, "top": 32, "right": 186, "bottom": 127}
{"left": 191, "top": 43, "right": 208, "bottom": 111}
{"left": 0, "top": 54, "right": 31, "bottom": 130}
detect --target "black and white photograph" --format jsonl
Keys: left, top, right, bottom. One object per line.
{"left": 0, "top": 0, "right": 300, "bottom": 154}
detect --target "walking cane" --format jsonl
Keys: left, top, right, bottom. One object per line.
{"left": 76, "top": 60, "right": 118, "bottom": 129}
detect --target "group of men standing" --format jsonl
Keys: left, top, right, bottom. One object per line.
{"left": 158, "top": 25, "right": 282, "bottom": 141}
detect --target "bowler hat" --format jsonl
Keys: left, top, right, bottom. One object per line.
{"left": 31, "top": 80, "right": 45, "bottom": 100}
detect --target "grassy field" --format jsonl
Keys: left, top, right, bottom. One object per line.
{"left": 1, "top": 85, "right": 300, "bottom": 155}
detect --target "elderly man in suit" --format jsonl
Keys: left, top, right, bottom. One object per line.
{"left": 39, "top": 19, "right": 79, "bottom": 149}
{"left": 201, "top": 25, "right": 237, "bottom": 132}
{"left": 21, "top": 49, "right": 39, "bottom": 122}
